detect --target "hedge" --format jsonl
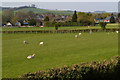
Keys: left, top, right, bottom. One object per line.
{"left": 1, "top": 28, "right": 120, "bottom": 34}
{"left": 21, "top": 56, "right": 120, "bottom": 80}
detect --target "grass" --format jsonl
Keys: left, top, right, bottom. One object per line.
{"left": 0, "top": 33, "right": 2, "bottom": 79}
{"left": 15, "top": 8, "right": 73, "bottom": 15}
{"left": 2, "top": 32, "right": 118, "bottom": 78}
{"left": 1, "top": 7, "right": 73, "bottom": 15}
{"left": 2, "top": 24, "right": 119, "bottom": 31}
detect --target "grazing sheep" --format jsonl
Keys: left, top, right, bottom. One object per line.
{"left": 116, "top": 31, "right": 119, "bottom": 34}
{"left": 89, "top": 30, "right": 92, "bottom": 34}
{"left": 75, "top": 35, "right": 78, "bottom": 38}
{"left": 27, "top": 54, "right": 35, "bottom": 59}
{"left": 39, "top": 42, "right": 44, "bottom": 45}
{"left": 23, "top": 40, "right": 28, "bottom": 44}
{"left": 78, "top": 33, "right": 82, "bottom": 35}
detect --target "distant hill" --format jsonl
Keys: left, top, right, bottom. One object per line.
{"left": 15, "top": 8, "right": 73, "bottom": 15}
{"left": 1, "top": 6, "right": 73, "bottom": 15}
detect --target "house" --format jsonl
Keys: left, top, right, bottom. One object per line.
{"left": 6, "top": 22, "right": 12, "bottom": 26}
{"left": 15, "top": 22, "right": 21, "bottom": 26}
{"left": 23, "top": 20, "right": 29, "bottom": 26}
{"left": 103, "top": 17, "right": 111, "bottom": 23}
{"left": 94, "top": 18, "right": 103, "bottom": 23}
{"left": 23, "top": 22, "right": 29, "bottom": 26}
{"left": 36, "top": 15, "right": 44, "bottom": 20}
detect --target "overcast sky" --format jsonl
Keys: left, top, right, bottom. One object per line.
{"left": 1, "top": 0, "right": 119, "bottom": 2}
{"left": 1, "top": 0, "right": 119, "bottom": 12}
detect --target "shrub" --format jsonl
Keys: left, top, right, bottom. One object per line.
{"left": 21, "top": 56, "right": 120, "bottom": 80}
{"left": 29, "top": 19, "right": 36, "bottom": 26}
{"left": 99, "top": 22, "right": 107, "bottom": 29}
{"left": 110, "top": 16, "right": 116, "bottom": 23}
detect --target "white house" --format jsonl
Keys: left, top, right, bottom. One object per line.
{"left": 6, "top": 22, "right": 12, "bottom": 26}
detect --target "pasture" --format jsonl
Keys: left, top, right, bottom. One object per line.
{"left": 2, "top": 31, "right": 118, "bottom": 78}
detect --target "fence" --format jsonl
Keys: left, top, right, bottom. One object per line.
{"left": 1, "top": 28, "right": 120, "bottom": 34}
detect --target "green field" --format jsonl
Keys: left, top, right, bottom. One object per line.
{"left": 15, "top": 8, "right": 73, "bottom": 15}
{"left": 1, "top": 8, "right": 73, "bottom": 15}
{"left": 2, "top": 23, "right": 119, "bottom": 31}
{"left": 2, "top": 32, "right": 118, "bottom": 78}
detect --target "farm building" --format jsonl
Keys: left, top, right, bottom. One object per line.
{"left": 94, "top": 18, "right": 103, "bottom": 23}
{"left": 95, "top": 16, "right": 114, "bottom": 23}
{"left": 6, "top": 22, "right": 12, "bottom": 26}
{"left": 15, "top": 22, "right": 21, "bottom": 26}
{"left": 103, "top": 17, "right": 111, "bottom": 23}
{"left": 23, "top": 22, "right": 29, "bottom": 26}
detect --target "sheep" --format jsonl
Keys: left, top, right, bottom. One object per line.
{"left": 39, "top": 41, "right": 44, "bottom": 45}
{"left": 116, "top": 31, "right": 119, "bottom": 34}
{"left": 79, "top": 33, "right": 81, "bottom": 35}
{"left": 89, "top": 30, "right": 92, "bottom": 34}
{"left": 27, "top": 54, "right": 35, "bottom": 59}
{"left": 75, "top": 35, "right": 78, "bottom": 38}
{"left": 23, "top": 40, "right": 28, "bottom": 44}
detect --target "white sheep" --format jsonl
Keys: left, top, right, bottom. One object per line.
{"left": 75, "top": 35, "right": 78, "bottom": 38}
{"left": 78, "top": 33, "right": 82, "bottom": 35}
{"left": 39, "top": 42, "right": 44, "bottom": 45}
{"left": 27, "top": 54, "right": 35, "bottom": 59}
{"left": 23, "top": 40, "right": 28, "bottom": 44}
{"left": 89, "top": 30, "right": 92, "bottom": 34}
{"left": 116, "top": 31, "right": 119, "bottom": 34}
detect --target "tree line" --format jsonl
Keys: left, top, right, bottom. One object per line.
{"left": 2, "top": 10, "right": 117, "bottom": 28}
{"left": 44, "top": 11, "right": 117, "bottom": 30}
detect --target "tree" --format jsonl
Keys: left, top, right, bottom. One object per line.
{"left": 110, "top": 16, "right": 116, "bottom": 23}
{"left": 99, "top": 22, "right": 107, "bottom": 29}
{"left": 93, "top": 13, "right": 110, "bottom": 19}
{"left": 27, "top": 11, "right": 35, "bottom": 19}
{"left": 11, "top": 16, "right": 18, "bottom": 25}
{"left": 2, "top": 10, "right": 14, "bottom": 24}
{"left": 55, "top": 23, "right": 59, "bottom": 30}
{"left": 28, "top": 19, "right": 36, "bottom": 26}
{"left": 77, "top": 12, "right": 94, "bottom": 26}
{"left": 14, "top": 11, "right": 28, "bottom": 22}
{"left": 36, "top": 19, "right": 43, "bottom": 26}
{"left": 44, "top": 16, "right": 49, "bottom": 21}
{"left": 72, "top": 10, "right": 77, "bottom": 22}
{"left": 44, "top": 22, "right": 50, "bottom": 27}
{"left": 118, "top": 13, "right": 120, "bottom": 18}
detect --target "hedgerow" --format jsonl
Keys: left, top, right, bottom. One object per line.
{"left": 21, "top": 56, "right": 120, "bottom": 80}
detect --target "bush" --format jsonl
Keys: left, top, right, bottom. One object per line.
{"left": 29, "top": 19, "right": 36, "bottom": 26}
{"left": 110, "top": 16, "right": 116, "bottom": 23}
{"left": 99, "top": 22, "right": 107, "bottom": 29}
{"left": 21, "top": 56, "right": 120, "bottom": 80}
{"left": 44, "top": 21, "right": 92, "bottom": 27}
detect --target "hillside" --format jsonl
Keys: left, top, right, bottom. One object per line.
{"left": 15, "top": 8, "right": 73, "bottom": 15}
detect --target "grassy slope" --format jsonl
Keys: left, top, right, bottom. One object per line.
{"left": 15, "top": 8, "right": 73, "bottom": 15}
{"left": 0, "top": 8, "right": 73, "bottom": 16}
{"left": 2, "top": 32, "right": 118, "bottom": 78}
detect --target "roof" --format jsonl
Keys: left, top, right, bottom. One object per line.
{"left": 23, "top": 22, "right": 28, "bottom": 25}
{"left": 95, "top": 18, "right": 102, "bottom": 20}
{"left": 15, "top": 22, "right": 21, "bottom": 25}
{"left": 6, "top": 22, "right": 12, "bottom": 26}
{"left": 104, "top": 17, "right": 111, "bottom": 20}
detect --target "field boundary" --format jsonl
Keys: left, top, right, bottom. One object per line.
{"left": 1, "top": 28, "right": 120, "bottom": 34}
{"left": 21, "top": 56, "right": 120, "bottom": 79}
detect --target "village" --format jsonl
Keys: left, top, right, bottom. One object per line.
{"left": 2, "top": 4, "right": 119, "bottom": 27}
